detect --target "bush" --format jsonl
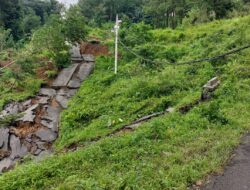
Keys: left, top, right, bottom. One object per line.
{"left": 54, "top": 51, "right": 71, "bottom": 69}
{"left": 0, "top": 27, "right": 14, "bottom": 51}
{"left": 120, "top": 22, "right": 152, "bottom": 47}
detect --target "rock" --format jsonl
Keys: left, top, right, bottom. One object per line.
{"left": 166, "top": 107, "right": 175, "bottom": 113}
{"left": 39, "top": 88, "right": 56, "bottom": 97}
{"left": 28, "top": 104, "right": 39, "bottom": 112}
{"left": 36, "top": 141, "right": 46, "bottom": 150}
{"left": 18, "top": 104, "right": 39, "bottom": 123}
{"left": 56, "top": 95, "right": 69, "bottom": 109}
{"left": 21, "top": 112, "right": 36, "bottom": 122}
{"left": 57, "top": 88, "right": 77, "bottom": 98}
{"left": 10, "top": 135, "right": 28, "bottom": 160}
{"left": 25, "top": 134, "right": 32, "bottom": 143}
{"left": 35, "top": 128, "right": 57, "bottom": 142}
{"left": 35, "top": 150, "right": 52, "bottom": 162}
{"left": 34, "top": 149, "right": 42, "bottom": 156}
{"left": 30, "top": 144, "right": 38, "bottom": 154}
{"left": 67, "top": 77, "right": 81, "bottom": 89}
{"left": 22, "top": 99, "right": 32, "bottom": 108}
{"left": 202, "top": 77, "right": 220, "bottom": 100}
{"left": 38, "top": 96, "right": 50, "bottom": 104}
{"left": 42, "top": 106, "right": 60, "bottom": 122}
{"left": 3, "top": 102, "right": 24, "bottom": 116}
{"left": 0, "top": 110, "right": 8, "bottom": 118}
{"left": 203, "top": 77, "right": 220, "bottom": 91}
{"left": 77, "top": 63, "right": 94, "bottom": 82}
{"left": 52, "top": 64, "right": 79, "bottom": 88}
{"left": 70, "top": 44, "right": 83, "bottom": 61}
{"left": 0, "top": 158, "right": 14, "bottom": 173}
{"left": 0, "top": 150, "right": 10, "bottom": 160}
{"left": 41, "top": 120, "right": 58, "bottom": 132}
{"left": 82, "top": 54, "right": 95, "bottom": 62}
{"left": 0, "top": 128, "right": 9, "bottom": 151}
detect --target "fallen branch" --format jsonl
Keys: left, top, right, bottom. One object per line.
{"left": 0, "top": 61, "right": 15, "bottom": 71}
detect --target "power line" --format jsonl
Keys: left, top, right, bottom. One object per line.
{"left": 119, "top": 39, "right": 250, "bottom": 65}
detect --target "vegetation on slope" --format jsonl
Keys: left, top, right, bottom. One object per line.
{"left": 0, "top": 15, "right": 250, "bottom": 190}
{"left": 0, "top": 7, "right": 87, "bottom": 111}
{"left": 57, "top": 15, "right": 250, "bottom": 148}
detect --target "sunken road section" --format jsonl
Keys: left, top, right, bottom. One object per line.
{"left": 0, "top": 45, "right": 94, "bottom": 173}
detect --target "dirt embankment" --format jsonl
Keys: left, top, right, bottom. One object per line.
{"left": 80, "top": 41, "right": 109, "bottom": 57}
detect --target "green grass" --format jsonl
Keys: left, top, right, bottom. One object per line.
{"left": 0, "top": 15, "right": 250, "bottom": 190}
{"left": 0, "top": 71, "right": 42, "bottom": 111}
{"left": 56, "top": 15, "right": 250, "bottom": 149}
{"left": 0, "top": 48, "right": 48, "bottom": 111}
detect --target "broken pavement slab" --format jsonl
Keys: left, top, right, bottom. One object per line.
{"left": 10, "top": 135, "right": 28, "bottom": 160}
{"left": 56, "top": 95, "right": 69, "bottom": 109}
{"left": 77, "top": 63, "right": 94, "bottom": 82}
{"left": 18, "top": 104, "right": 39, "bottom": 123}
{"left": 67, "top": 77, "right": 81, "bottom": 89}
{"left": 0, "top": 53, "right": 95, "bottom": 173}
{"left": 41, "top": 119, "right": 58, "bottom": 132}
{"left": 39, "top": 88, "right": 56, "bottom": 97}
{"left": 0, "top": 158, "right": 14, "bottom": 173}
{"left": 52, "top": 64, "right": 79, "bottom": 88}
{"left": 82, "top": 54, "right": 95, "bottom": 62}
{"left": 0, "top": 128, "right": 9, "bottom": 151}
{"left": 42, "top": 106, "right": 61, "bottom": 122}
{"left": 57, "top": 88, "right": 77, "bottom": 98}
{"left": 35, "top": 128, "right": 57, "bottom": 142}
{"left": 70, "top": 44, "right": 83, "bottom": 62}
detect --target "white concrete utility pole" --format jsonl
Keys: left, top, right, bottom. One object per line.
{"left": 113, "top": 14, "right": 122, "bottom": 74}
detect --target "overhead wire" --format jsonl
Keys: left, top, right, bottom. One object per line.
{"left": 118, "top": 39, "right": 250, "bottom": 65}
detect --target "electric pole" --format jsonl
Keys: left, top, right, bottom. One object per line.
{"left": 113, "top": 14, "right": 122, "bottom": 74}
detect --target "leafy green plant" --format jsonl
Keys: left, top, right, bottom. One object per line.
{"left": 0, "top": 113, "right": 23, "bottom": 127}
{"left": 45, "top": 70, "right": 57, "bottom": 79}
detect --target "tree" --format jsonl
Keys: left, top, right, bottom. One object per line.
{"left": 0, "top": 28, "right": 14, "bottom": 51}
{"left": 31, "top": 15, "right": 69, "bottom": 68}
{"left": 63, "top": 6, "right": 88, "bottom": 44}
{"left": 0, "top": 0, "right": 23, "bottom": 39}
{"left": 78, "top": 0, "right": 144, "bottom": 25}
{"left": 21, "top": 9, "right": 41, "bottom": 35}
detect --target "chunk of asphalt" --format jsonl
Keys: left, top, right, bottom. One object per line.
{"left": 35, "top": 128, "right": 57, "bottom": 143}
{"left": 35, "top": 150, "right": 52, "bottom": 162}
{"left": 56, "top": 95, "right": 69, "bottom": 109}
{"left": 52, "top": 64, "right": 79, "bottom": 88}
{"left": 39, "top": 88, "right": 56, "bottom": 97}
{"left": 67, "top": 77, "right": 81, "bottom": 89}
{"left": 37, "top": 96, "right": 50, "bottom": 105}
{"left": 18, "top": 104, "right": 39, "bottom": 123}
{"left": 0, "top": 158, "right": 14, "bottom": 173}
{"left": 10, "top": 135, "right": 28, "bottom": 160}
{"left": 82, "top": 54, "right": 95, "bottom": 62}
{"left": 77, "top": 63, "right": 94, "bottom": 82}
{"left": 57, "top": 88, "right": 77, "bottom": 98}
{"left": 42, "top": 106, "right": 60, "bottom": 122}
{"left": 0, "top": 128, "right": 9, "bottom": 151}
{"left": 41, "top": 120, "right": 58, "bottom": 132}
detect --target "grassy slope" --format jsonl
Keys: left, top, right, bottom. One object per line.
{"left": 0, "top": 49, "right": 43, "bottom": 110}
{"left": 0, "top": 16, "right": 250, "bottom": 190}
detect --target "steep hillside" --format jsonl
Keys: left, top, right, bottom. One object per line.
{"left": 0, "top": 16, "right": 250, "bottom": 190}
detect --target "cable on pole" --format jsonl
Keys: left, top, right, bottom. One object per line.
{"left": 119, "top": 39, "right": 250, "bottom": 66}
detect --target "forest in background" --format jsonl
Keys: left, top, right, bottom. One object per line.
{"left": 1, "top": 0, "right": 250, "bottom": 42}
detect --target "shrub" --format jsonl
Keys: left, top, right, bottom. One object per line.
{"left": 0, "top": 27, "right": 14, "bottom": 51}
